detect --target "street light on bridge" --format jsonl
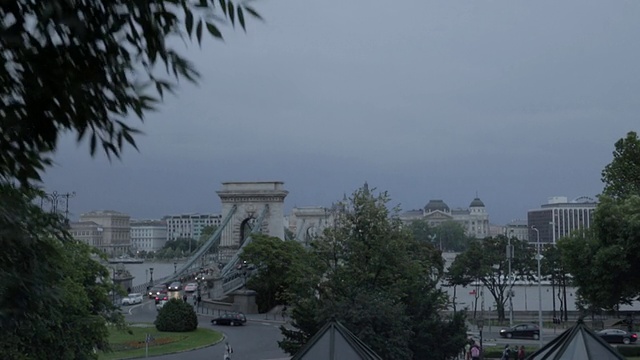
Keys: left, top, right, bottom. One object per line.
{"left": 149, "top": 267, "right": 154, "bottom": 285}
{"left": 41, "top": 191, "right": 75, "bottom": 220}
{"left": 532, "top": 225, "right": 543, "bottom": 348}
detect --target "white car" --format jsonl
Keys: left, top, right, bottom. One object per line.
{"left": 184, "top": 283, "right": 198, "bottom": 293}
{"left": 121, "top": 293, "right": 143, "bottom": 306}
{"left": 156, "top": 299, "right": 169, "bottom": 311}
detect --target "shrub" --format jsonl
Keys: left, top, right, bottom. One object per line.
{"left": 616, "top": 345, "right": 640, "bottom": 357}
{"left": 155, "top": 299, "right": 198, "bottom": 332}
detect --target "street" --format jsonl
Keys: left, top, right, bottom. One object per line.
{"left": 123, "top": 295, "right": 289, "bottom": 360}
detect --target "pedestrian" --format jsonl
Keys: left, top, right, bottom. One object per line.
{"left": 470, "top": 343, "right": 481, "bottom": 360}
{"left": 464, "top": 340, "right": 471, "bottom": 360}
{"left": 183, "top": 294, "right": 187, "bottom": 302}
{"left": 281, "top": 305, "right": 287, "bottom": 321}
{"left": 127, "top": 287, "right": 131, "bottom": 294}
{"left": 501, "top": 345, "right": 511, "bottom": 360}
{"left": 517, "top": 345, "right": 525, "bottom": 360}
{"left": 197, "top": 294, "right": 202, "bottom": 305}
{"left": 223, "top": 341, "right": 233, "bottom": 360}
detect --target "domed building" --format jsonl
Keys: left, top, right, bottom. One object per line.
{"left": 401, "top": 196, "right": 490, "bottom": 239}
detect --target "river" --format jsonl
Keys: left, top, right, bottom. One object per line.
{"left": 109, "top": 261, "right": 187, "bottom": 286}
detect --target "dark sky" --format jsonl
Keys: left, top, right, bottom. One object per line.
{"left": 42, "top": 0, "right": 640, "bottom": 225}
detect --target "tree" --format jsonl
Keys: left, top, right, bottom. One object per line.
{"left": 239, "top": 234, "right": 320, "bottom": 313}
{"left": 1, "top": 3, "right": 261, "bottom": 353}
{"left": 407, "top": 217, "right": 435, "bottom": 243}
{"left": 279, "top": 185, "right": 467, "bottom": 359}
{"left": 448, "top": 236, "right": 535, "bottom": 322}
{"left": 559, "top": 132, "right": 640, "bottom": 311}
{"left": 434, "top": 220, "right": 470, "bottom": 252}
{"left": 601, "top": 131, "right": 640, "bottom": 199}
{"left": 0, "top": 0, "right": 262, "bottom": 186}
{"left": 540, "top": 243, "right": 571, "bottom": 322}
{"left": 558, "top": 197, "right": 640, "bottom": 311}
{"left": 0, "top": 184, "right": 124, "bottom": 359}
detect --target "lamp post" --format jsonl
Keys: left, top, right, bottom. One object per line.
{"left": 41, "top": 191, "right": 76, "bottom": 220}
{"left": 145, "top": 269, "right": 148, "bottom": 284}
{"left": 149, "top": 267, "right": 154, "bottom": 285}
{"left": 506, "top": 230, "right": 514, "bottom": 327}
{"left": 112, "top": 267, "right": 116, "bottom": 304}
{"left": 174, "top": 262, "right": 177, "bottom": 274}
{"left": 532, "top": 226, "right": 543, "bottom": 348}
{"left": 477, "top": 319, "right": 484, "bottom": 360}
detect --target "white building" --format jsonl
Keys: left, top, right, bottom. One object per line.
{"left": 527, "top": 196, "right": 597, "bottom": 244}
{"left": 130, "top": 220, "right": 167, "bottom": 253}
{"left": 75, "top": 210, "right": 131, "bottom": 255}
{"left": 69, "top": 221, "right": 104, "bottom": 249}
{"left": 165, "top": 213, "right": 222, "bottom": 241}
{"left": 401, "top": 197, "right": 490, "bottom": 239}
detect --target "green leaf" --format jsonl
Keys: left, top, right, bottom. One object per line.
{"left": 206, "top": 23, "right": 223, "bottom": 39}
{"left": 196, "top": 20, "right": 203, "bottom": 45}
{"left": 237, "top": 6, "right": 246, "bottom": 31}
{"left": 185, "top": 8, "right": 194, "bottom": 37}
{"left": 228, "top": 1, "right": 235, "bottom": 26}
{"left": 244, "top": 6, "right": 263, "bottom": 21}
{"left": 219, "top": 0, "right": 227, "bottom": 16}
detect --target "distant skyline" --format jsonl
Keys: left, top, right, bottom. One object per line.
{"left": 42, "top": 0, "right": 638, "bottom": 225}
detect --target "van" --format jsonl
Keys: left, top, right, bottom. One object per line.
{"left": 121, "top": 293, "right": 143, "bottom": 306}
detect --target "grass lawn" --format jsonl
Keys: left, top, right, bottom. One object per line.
{"left": 99, "top": 324, "right": 223, "bottom": 360}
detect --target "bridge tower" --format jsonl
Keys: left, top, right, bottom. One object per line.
{"left": 216, "top": 181, "right": 288, "bottom": 260}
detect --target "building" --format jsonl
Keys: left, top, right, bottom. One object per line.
{"left": 527, "top": 196, "right": 597, "bottom": 244}
{"left": 76, "top": 210, "right": 131, "bottom": 255}
{"left": 130, "top": 220, "right": 167, "bottom": 253}
{"left": 69, "top": 221, "right": 104, "bottom": 249}
{"left": 165, "top": 213, "right": 222, "bottom": 241}
{"left": 505, "top": 219, "right": 529, "bottom": 241}
{"left": 401, "top": 197, "right": 490, "bottom": 239}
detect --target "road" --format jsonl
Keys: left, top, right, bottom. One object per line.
{"left": 123, "top": 292, "right": 289, "bottom": 360}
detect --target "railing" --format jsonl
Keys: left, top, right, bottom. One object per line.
{"left": 138, "top": 205, "right": 237, "bottom": 289}
{"left": 217, "top": 205, "right": 269, "bottom": 297}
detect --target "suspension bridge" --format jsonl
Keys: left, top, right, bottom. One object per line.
{"left": 127, "top": 182, "right": 290, "bottom": 300}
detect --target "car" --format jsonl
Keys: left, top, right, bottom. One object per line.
{"left": 597, "top": 329, "right": 638, "bottom": 344}
{"left": 211, "top": 312, "right": 247, "bottom": 326}
{"left": 154, "top": 292, "right": 169, "bottom": 304}
{"left": 156, "top": 299, "right": 169, "bottom": 311}
{"left": 121, "top": 293, "right": 143, "bottom": 306}
{"left": 168, "top": 282, "right": 182, "bottom": 291}
{"left": 148, "top": 284, "right": 167, "bottom": 298}
{"left": 499, "top": 323, "right": 540, "bottom": 339}
{"left": 184, "top": 283, "right": 198, "bottom": 293}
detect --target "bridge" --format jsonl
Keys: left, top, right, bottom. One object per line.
{"left": 129, "top": 181, "right": 288, "bottom": 300}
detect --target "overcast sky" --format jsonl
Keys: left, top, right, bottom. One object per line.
{"left": 43, "top": 0, "right": 639, "bottom": 225}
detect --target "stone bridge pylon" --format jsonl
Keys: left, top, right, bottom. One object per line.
{"left": 216, "top": 181, "right": 288, "bottom": 261}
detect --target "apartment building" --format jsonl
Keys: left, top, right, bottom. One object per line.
{"left": 527, "top": 196, "right": 597, "bottom": 244}
{"left": 165, "top": 213, "right": 222, "bottom": 241}
{"left": 130, "top": 220, "right": 167, "bottom": 253}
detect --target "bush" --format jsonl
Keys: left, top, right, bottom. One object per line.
{"left": 616, "top": 345, "right": 640, "bottom": 357}
{"left": 155, "top": 299, "right": 198, "bottom": 332}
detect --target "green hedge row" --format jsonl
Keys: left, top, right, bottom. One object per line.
{"left": 615, "top": 345, "right": 640, "bottom": 357}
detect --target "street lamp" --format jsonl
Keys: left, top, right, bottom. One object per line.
{"left": 174, "top": 262, "right": 177, "bottom": 274}
{"left": 41, "top": 191, "right": 76, "bottom": 220}
{"left": 532, "top": 226, "right": 543, "bottom": 348}
{"left": 149, "top": 267, "right": 154, "bottom": 285}
{"left": 477, "top": 318, "right": 484, "bottom": 360}
{"left": 506, "top": 230, "right": 515, "bottom": 327}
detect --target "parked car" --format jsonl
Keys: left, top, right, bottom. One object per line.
{"left": 597, "top": 329, "right": 638, "bottom": 344}
{"left": 154, "top": 292, "right": 169, "bottom": 304}
{"left": 121, "top": 293, "right": 143, "bottom": 306}
{"left": 148, "top": 285, "right": 167, "bottom": 298}
{"left": 184, "top": 283, "right": 198, "bottom": 293}
{"left": 211, "top": 312, "right": 247, "bottom": 326}
{"left": 156, "top": 299, "right": 169, "bottom": 311}
{"left": 168, "top": 282, "right": 182, "bottom": 291}
{"left": 499, "top": 323, "right": 540, "bottom": 339}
